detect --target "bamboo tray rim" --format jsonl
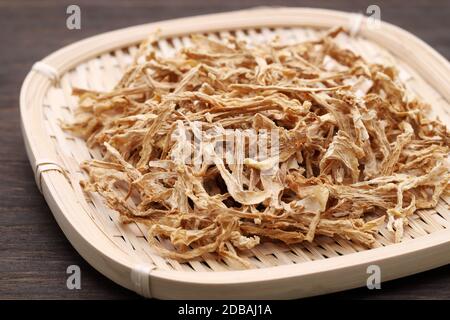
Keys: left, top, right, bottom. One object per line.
{"left": 20, "top": 7, "right": 450, "bottom": 298}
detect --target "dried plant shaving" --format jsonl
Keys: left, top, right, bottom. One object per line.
{"left": 65, "top": 27, "right": 450, "bottom": 268}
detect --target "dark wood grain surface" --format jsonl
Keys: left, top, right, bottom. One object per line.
{"left": 1, "top": 0, "right": 449, "bottom": 300}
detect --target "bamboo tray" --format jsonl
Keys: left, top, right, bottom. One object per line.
{"left": 20, "top": 7, "right": 450, "bottom": 299}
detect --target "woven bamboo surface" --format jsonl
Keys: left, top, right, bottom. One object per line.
{"left": 20, "top": 8, "right": 450, "bottom": 298}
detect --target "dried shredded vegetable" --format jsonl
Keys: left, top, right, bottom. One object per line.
{"left": 65, "top": 28, "right": 450, "bottom": 268}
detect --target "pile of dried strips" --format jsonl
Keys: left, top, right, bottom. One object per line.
{"left": 65, "top": 28, "right": 449, "bottom": 268}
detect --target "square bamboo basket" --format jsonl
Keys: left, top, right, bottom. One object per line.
{"left": 20, "top": 8, "right": 450, "bottom": 299}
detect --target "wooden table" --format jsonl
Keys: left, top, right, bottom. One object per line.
{"left": 1, "top": 0, "right": 449, "bottom": 299}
